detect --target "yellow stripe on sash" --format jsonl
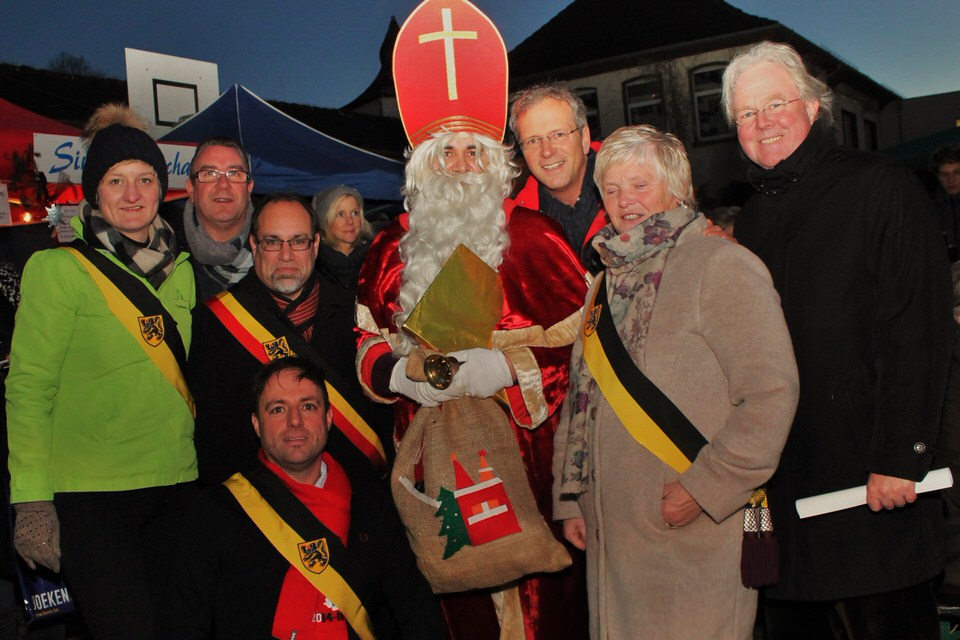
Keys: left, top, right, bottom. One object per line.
{"left": 216, "top": 292, "right": 277, "bottom": 345}
{"left": 64, "top": 247, "right": 195, "bottom": 416}
{"left": 324, "top": 384, "right": 382, "bottom": 453}
{"left": 214, "top": 293, "right": 387, "bottom": 467}
{"left": 581, "top": 285, "right": 692, "bottom": 474}
{"left": 224, "top": 474, "right": 377, "bottom": 640}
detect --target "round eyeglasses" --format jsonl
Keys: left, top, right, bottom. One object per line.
{"left": 733, "top": 98, "right": 802, "bottom": 127}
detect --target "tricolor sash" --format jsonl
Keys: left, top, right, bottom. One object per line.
{"left": 206, "top": 290, "right": 388, "bottom": 474}
{"left": 581, "top": 272, "right": 707, "bottom": 472}
{"left": 225, "top": 467, "right": 376, "bottom": 640}
{"left": 61, "top": 245, "right": 194, "bottom": 416}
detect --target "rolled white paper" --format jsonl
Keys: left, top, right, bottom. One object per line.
{"left": 795, "top": 467, "right": 954, "bottom": 519}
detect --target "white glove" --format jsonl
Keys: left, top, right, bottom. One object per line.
{"left": 447, "top": 348, "right": 514, "bottom": 398}
{"left": 389, "top": 357, "right": 467, "bottom": 407}
{"left": 13, "top": 501, "right": 61, "bottom": 573}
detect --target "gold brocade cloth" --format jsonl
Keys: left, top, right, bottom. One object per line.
{"left": 402, "top": 244, "right": 503, "bottom": 352}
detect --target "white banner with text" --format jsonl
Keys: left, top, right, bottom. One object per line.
{"left": 33, "top": 133, "right": 197, "bottom": 193}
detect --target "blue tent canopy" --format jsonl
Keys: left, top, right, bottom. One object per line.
{"left": 159, "top": 85, "right": 404, "bottom": 201}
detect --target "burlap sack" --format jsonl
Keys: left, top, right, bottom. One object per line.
{"left": 391, "top": 396, "right": 571, "bottom": 593}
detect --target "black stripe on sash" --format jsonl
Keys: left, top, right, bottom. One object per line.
{"left": 66, "top": 242, "right": 187, "bottom": 371}
{"left": 242, "top": 463, "right": 365, "bottom": 596}
{"left": 228, "top": 286, "right": 384, "bottom": 441}
{"left": 594, "top": 273, "right": 708, "bottom": 461}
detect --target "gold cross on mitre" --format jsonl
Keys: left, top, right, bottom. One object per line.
{"left": 417, "top": 7, "right": 477, "bottom": 101}
{"left": 393, "top": 0, "right": 508, "bottom": 147}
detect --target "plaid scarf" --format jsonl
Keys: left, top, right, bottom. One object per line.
{"left": 181, "top": 201, "right": 254, "bottom": 290}
{"left": 81, "top": 201, "right": 179, "bottom": 290}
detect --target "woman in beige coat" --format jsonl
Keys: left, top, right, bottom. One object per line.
{"left": 554, "top": 125, "right": 799, "bottom": 639}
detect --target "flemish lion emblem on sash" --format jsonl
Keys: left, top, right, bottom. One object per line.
{"left": 263, "top": 336, "right": 294, "bottom": 361}
{"left": 138, "top": 315, "right": 165, "bottom": 346}
{"left": 298, "top": 537, "right": 329, "bottom": 574}
{"left": 583, "top": 304, "right": 602, "bottom": 337}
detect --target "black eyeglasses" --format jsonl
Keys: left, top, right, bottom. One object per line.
{"left": 519, "top": 128, "right": 581, "bottom": 149}
{"left": 255, "top": 237, "right": 314, "bottom": 252}
{"left": 191, "top": 169, "right": 250, "bottom": 183}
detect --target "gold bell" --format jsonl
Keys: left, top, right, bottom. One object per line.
{"left": 423, "top": 354, "right": 461, "bottom": 390}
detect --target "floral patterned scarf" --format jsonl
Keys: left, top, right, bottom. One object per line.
{"left": 559, "top": 205, "right": 699, "bottom": 497}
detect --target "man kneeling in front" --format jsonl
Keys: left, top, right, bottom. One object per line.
{"left": 161, "top": 357, "right": 445, "bottom": 640}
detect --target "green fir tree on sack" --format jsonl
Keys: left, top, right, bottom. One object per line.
{"left": 435, "top": 486, "right": 470, "bottom": 559}
{"left": 434, "top": 451, "right": 522, "bottom": 559}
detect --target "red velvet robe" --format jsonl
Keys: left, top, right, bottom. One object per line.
{"left": 355, "top": 205, "right": 589, "bottom": 640}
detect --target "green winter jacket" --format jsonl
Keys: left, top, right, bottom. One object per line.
{"left": 6, "top": 219, "right": 197, "bottom": 503}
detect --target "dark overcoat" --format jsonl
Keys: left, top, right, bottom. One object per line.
{"left": 735, "top": 120, "right": 953, "bottom": 600}
{"left": 188, "top": 270, "right": 394, "bottom": 486}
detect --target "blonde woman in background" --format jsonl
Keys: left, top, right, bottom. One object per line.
{"left": 312, "top": 185, "right": 373, "bottom": 297}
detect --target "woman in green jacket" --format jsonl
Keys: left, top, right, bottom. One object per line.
{"left": 6, "top": 105, "right": 197, "bottom": 639}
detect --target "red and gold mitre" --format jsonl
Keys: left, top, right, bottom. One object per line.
{"left": 393, "top": 0, "right": 508, "bottom": 146}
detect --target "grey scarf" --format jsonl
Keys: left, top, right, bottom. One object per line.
{"left": 181, "top": 201, "right": 254, "bottom": 289}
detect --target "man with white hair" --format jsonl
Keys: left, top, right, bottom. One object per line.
{"left": 357, "top": 126, "right": 588, "bottom": 640}
{"left": 722, "top": 41, "right": 951, "bottom": 639}
{"left": 357, "top": 129, "right": 586, "bottom": 417}
{"left": 355, "top": 1, "right": 588, "bottom": 637}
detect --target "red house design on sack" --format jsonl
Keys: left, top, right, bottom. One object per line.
{"left": 452, "top": 450, "right": 521, "bottom": 545}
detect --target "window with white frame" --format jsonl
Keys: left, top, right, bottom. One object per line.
{"left": 575, "top": 87, "right": 601, "bottom": 138}
{"left": 692, "top": 64, "right": 733, "bottom": 141}
{"left": 623, "top": 76, "right": 666, "bottom": 131}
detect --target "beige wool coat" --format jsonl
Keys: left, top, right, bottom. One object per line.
{"left": 554, "top": 218, "right": 799, "bottom": 639}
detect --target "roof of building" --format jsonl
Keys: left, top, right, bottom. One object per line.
{"left": 342, "top": 17, "right": 401, "bottom": 112}
{"left": 506, "top": 0, "right": 898, "bottom": 104}
{"left": 333, "top": 0, "right": 900, "bottom": 115}
{"left": 508, "top": 0, "right": 774, "bottom": 79}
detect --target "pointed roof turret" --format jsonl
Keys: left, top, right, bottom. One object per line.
{"left": 342, "top": 17, "right": 401, "bottom": 112}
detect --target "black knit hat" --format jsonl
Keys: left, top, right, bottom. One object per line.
{"left": 81, "top": 123, "right": 169, "bottom": 205}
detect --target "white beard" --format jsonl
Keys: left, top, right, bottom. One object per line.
{"left": 392, "top": 169, "right": 510, "bottom": 355}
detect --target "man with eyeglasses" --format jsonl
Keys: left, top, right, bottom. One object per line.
{"left": 509, "top": 83, "right": 606, "bottom": 273}
{"left": 165, "top": 137, "right": 256, "bottom": 300}
{"left": 722, "top": 41, "right": 951, "bottom": 640}
{"left": 188, "top": 193, "right": 393, "bottom": 487}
